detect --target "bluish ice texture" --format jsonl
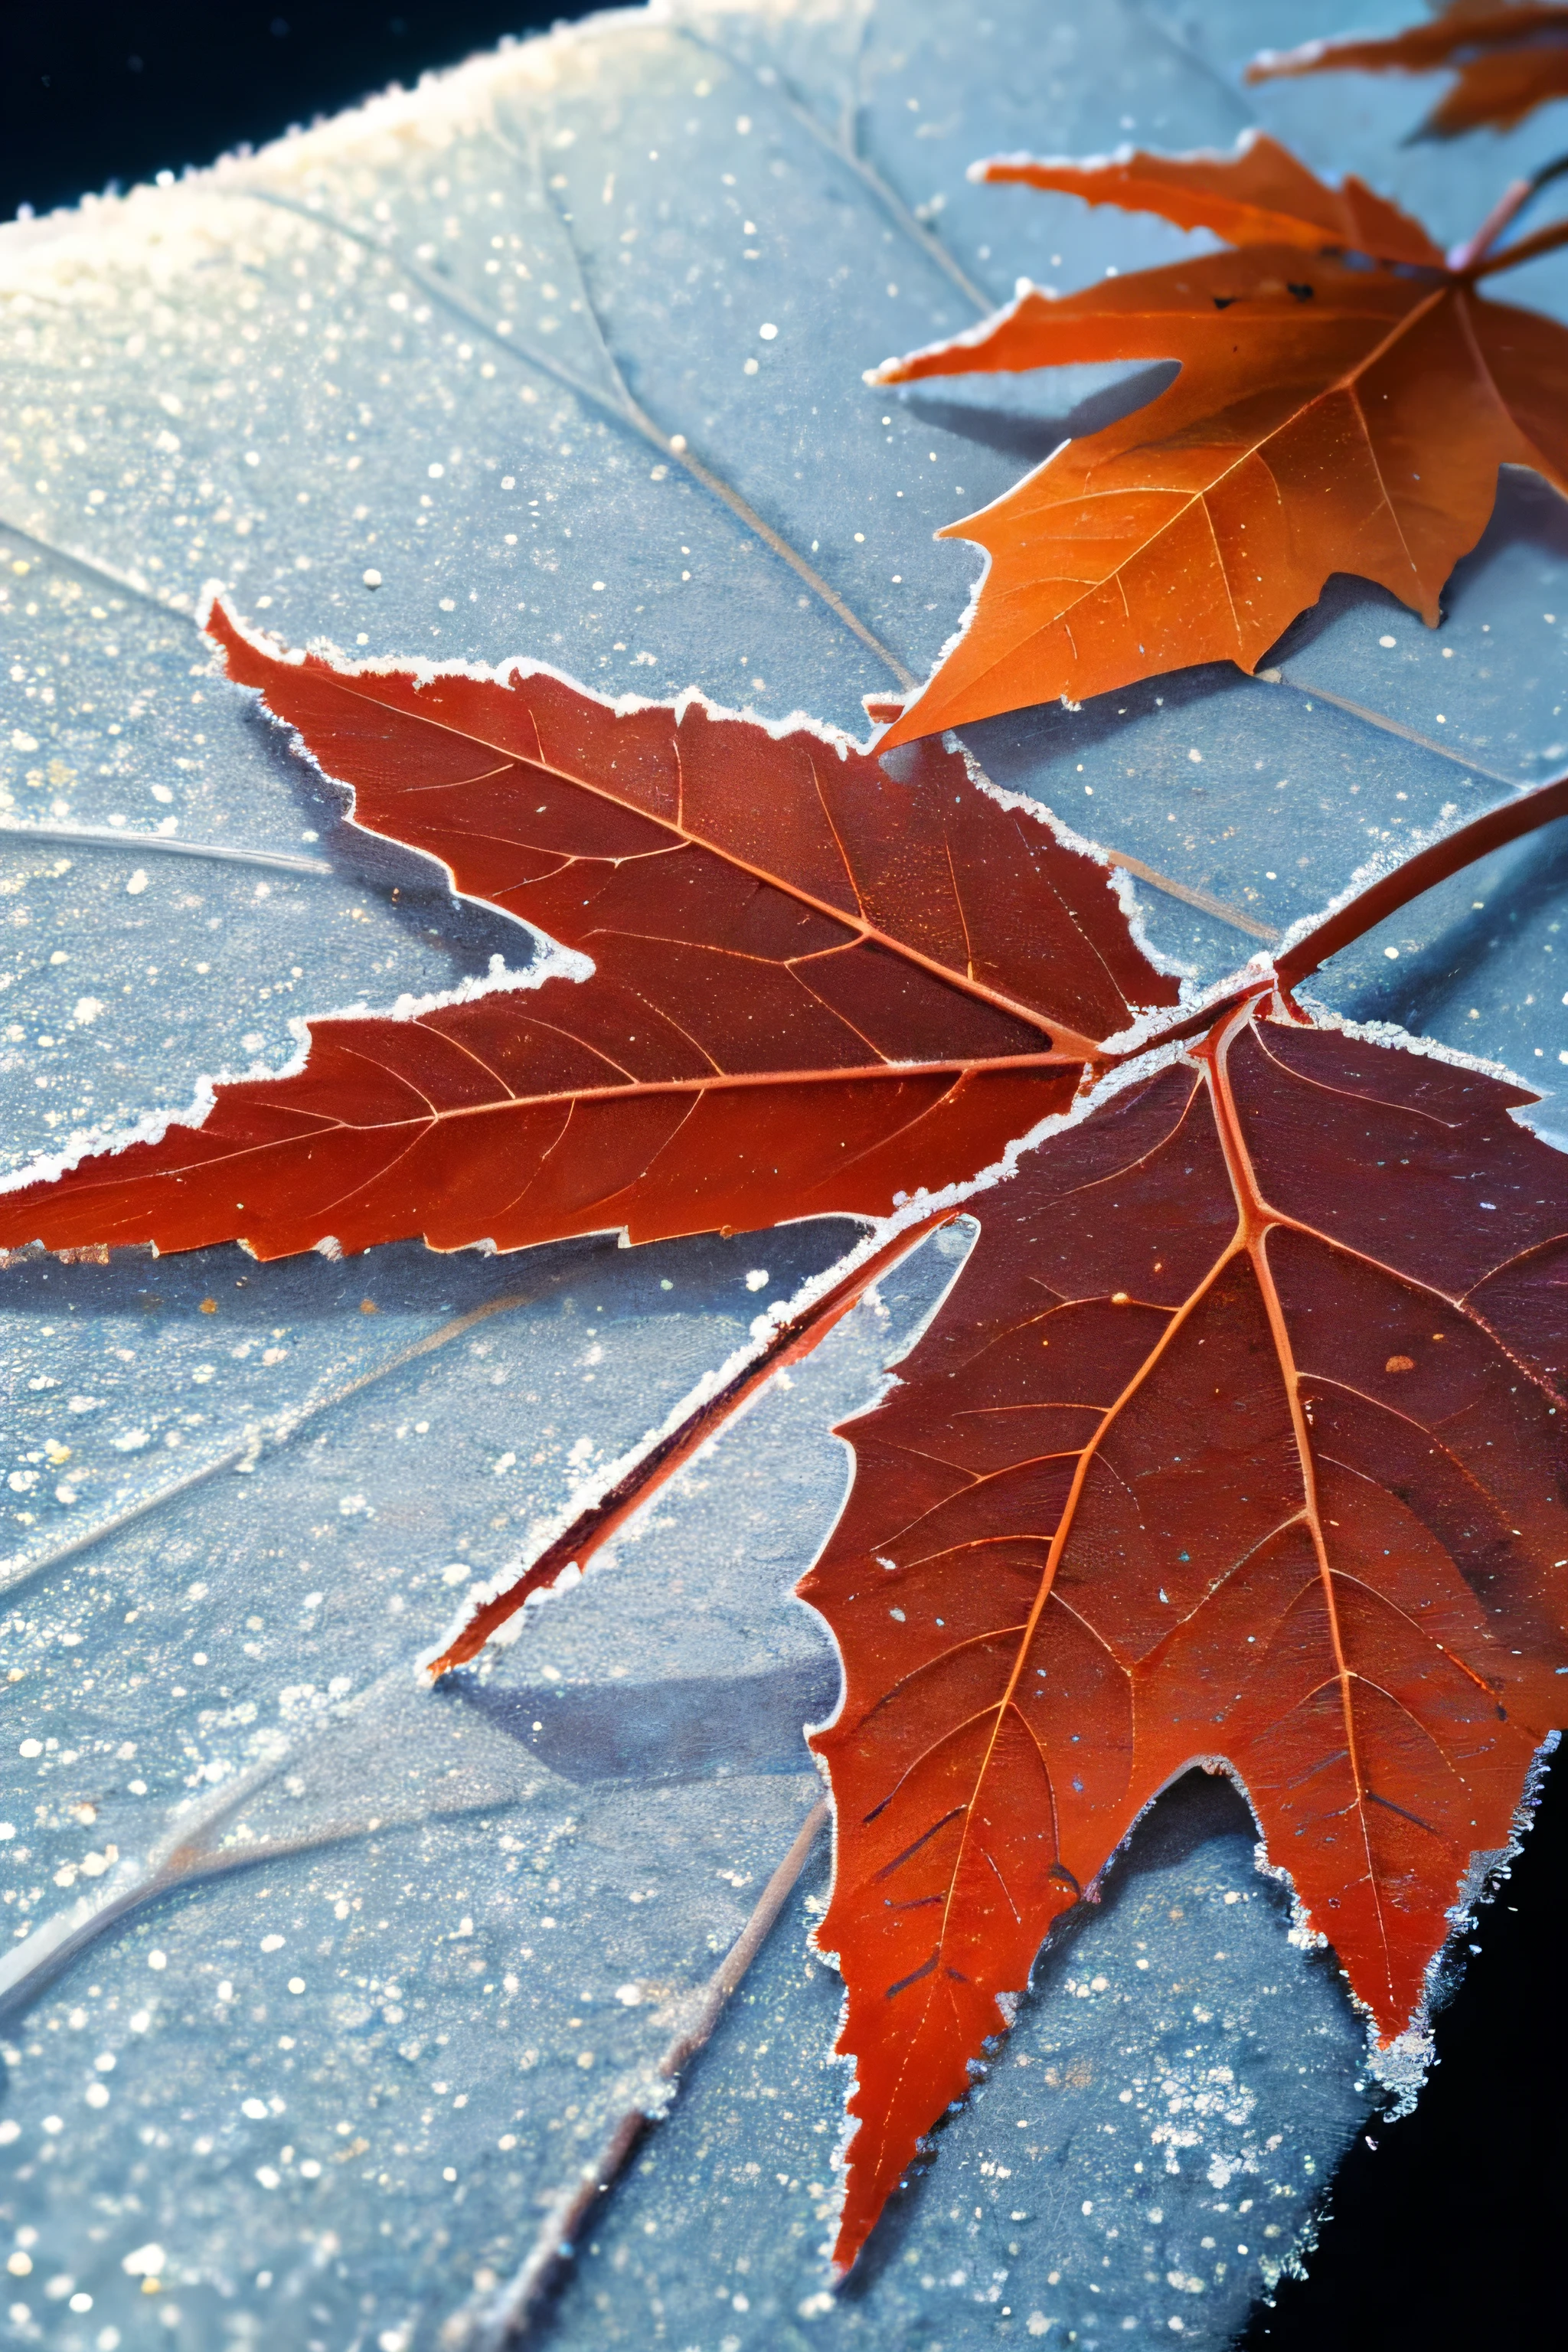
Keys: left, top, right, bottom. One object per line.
{"left": 1, "top": 5, "right": 1563, "bottom": 2346}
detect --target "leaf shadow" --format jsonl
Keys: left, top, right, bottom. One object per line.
{"left": 960, "top": 648, "right": 1261, "bottom": 795}
{"left": 0, "top": 1227, "right": 610, "bottom": 1331}
{"left": 0, "top": 1213, "right": 864, "bottom": 1331}
{"left": 237, "top": 694, "right": 545, "bottom": 984}
{"left": 1267, "top": 465, "right": 1568, "bottom": 666}
{"left": 449, "top": 1654, "right": 840, "bottom": 1786}
{"left": 898, "top": 360, "right": 1180, "bottom": 465}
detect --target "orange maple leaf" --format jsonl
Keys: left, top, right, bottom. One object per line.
{"left": 1247, "top": 4, "right": 1568, "bottom": 139}
{"left": 871, "top": 132, "right": 1568, "bottom": 749}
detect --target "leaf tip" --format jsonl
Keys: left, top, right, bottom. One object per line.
{"left": 875, "top": 698, "right": 933, "bottom": 751}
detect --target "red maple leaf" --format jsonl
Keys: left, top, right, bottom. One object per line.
{"left": 0, "top": 598, "right": 1161, "bottom": 1264}
{"left": 805, "top": 976, "right": 1568, "bottom": 2262}
{"left": 2, "top": 605, "right": 1565, "bottom": 2273}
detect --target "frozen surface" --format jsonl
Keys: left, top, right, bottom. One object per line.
{"left": 545, "top": 1772, "right": 1367, "bottom": 2352}
{"left": 1, "top": 2, "right": 1564, "bottom": 2345}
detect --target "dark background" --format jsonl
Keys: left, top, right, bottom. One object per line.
{"left": 2, "top": 4, "right": 1563, "bottom": 2344}
{"left": 0, "top": 2, "right": 596, "bottom": 220}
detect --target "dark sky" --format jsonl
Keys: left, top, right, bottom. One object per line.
{"left": 0, "top": 2, "right": 599, "bottom": 221}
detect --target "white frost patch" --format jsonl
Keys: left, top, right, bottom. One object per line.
{"left": 1148, "top": 2060, "right": 1258, "bottom": 2178}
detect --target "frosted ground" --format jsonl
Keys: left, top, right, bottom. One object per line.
{"left": 2, "top": 2, "right": 1566, "bottom": 2346}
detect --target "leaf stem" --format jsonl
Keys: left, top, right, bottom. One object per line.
{"left": 464, "top": 1797, "right": 831, "bottom": 2349}
{"left": 1275, "top": 769, "right": 1568, "bottom": 988}
{"left": 1463, "top": 211, "right": 1568, "bottom": 280}
{"left": 424, "top": 1217, "right": 954, "bottom": 1678}
{"left": 1449, "top": 149, "right": 1568, "bottom": 270}
{"left": 1100, "top": 769, "right": 1568, "bottom": 1065}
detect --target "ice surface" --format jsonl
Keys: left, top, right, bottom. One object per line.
{"left": 2, "top": 2, "right": 1563, "bottom": 2345}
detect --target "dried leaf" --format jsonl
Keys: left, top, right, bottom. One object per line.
{"left": 872, "top": 135, "right": 1568, "bottom": 746}
{"left": 1246, "top": 4, "right": 1568, "bottom": 139}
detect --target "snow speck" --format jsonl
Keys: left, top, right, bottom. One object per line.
{"left": 125, "top": 870, "right": 149, "bottom": 896}
{"left": 744, "top": 1267, "right": 769, "bottom": 1292}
